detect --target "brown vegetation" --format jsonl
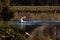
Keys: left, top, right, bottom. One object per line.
{"left": 11, "top": 6, "right": 60, "bottom": 20}
{"left": 12, "top": 6, "right": 60, "bottom": 10}
{"left": 12, "top": 13, "right": 60, "bottom": 20}
{"left": 28, "top": 24, "right": 56, "bottom": 40}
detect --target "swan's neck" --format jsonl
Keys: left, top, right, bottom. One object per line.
{"left": 21, "top": 16, "right": 26, "bottom": 22}
{"left": 21, "top": 18, "right": 24, "bottom": 22}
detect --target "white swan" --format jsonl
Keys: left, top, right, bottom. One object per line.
{"left": 20, "top": 16, "right": 26, "bottom": 29}
{"left": 21, "top": 16, "right": 26, "bottom": 23}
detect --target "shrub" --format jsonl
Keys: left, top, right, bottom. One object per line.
{"left": 0, "top": 26, "right": 25, "bottom": 40}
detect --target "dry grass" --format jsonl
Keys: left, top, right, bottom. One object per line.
{"left": 13, "top": 13, "right": 60, "bottom": 21}
{"left": 12, "top": 6, "right": 60, "bottom": 10}
{"left": 12, "top": 6, "right": 60, "bottom": 20}
{"left": 28, "top": 25, "right": 56, "bottom": 40}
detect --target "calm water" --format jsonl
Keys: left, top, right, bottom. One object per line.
{"left": 7, "top": 20, "right": 60, "bottom": 33}
{"left": 8, "top": 20, "right": 60, "bottom": 26}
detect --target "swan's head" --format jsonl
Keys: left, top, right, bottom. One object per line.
{"left": 21, "top": 16, "right": 26, "bottom": 22}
